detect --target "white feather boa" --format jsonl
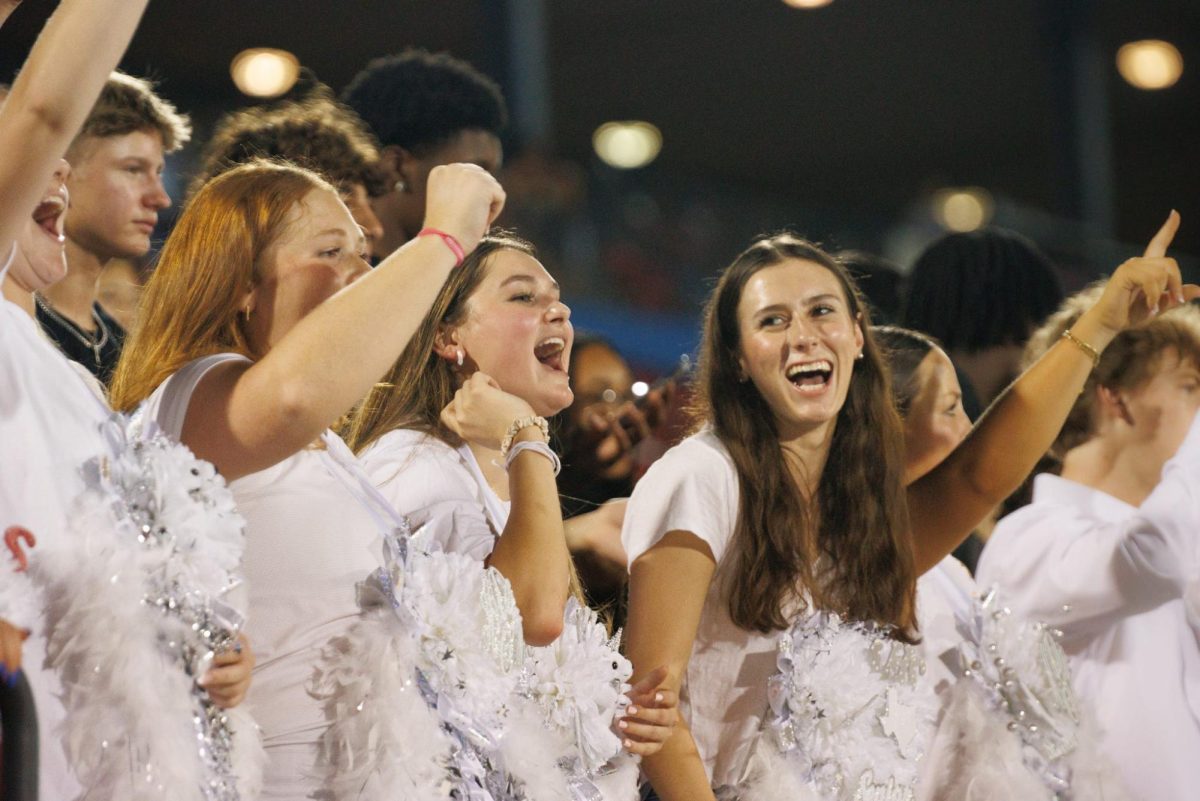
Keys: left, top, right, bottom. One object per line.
{"left": 0, "top": 546, "right": 37, "bottom": 633}
{"left": 738, "top": 611, "right": 937, "bottom": 801}
{"left": 29, "top": 417, "right": 263, "bottom": 800}
{"left": 315, "top": 521, "right": 637, "bottom": 801}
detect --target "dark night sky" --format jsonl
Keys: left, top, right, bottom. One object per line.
{"left": 2, "top": 0, "right": 1197, "bottom": 255}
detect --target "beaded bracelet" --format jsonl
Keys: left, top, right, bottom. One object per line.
{"left": 1061, "top": 328, "right": 1101, "bottom": 367}
{"left": 499, "top": 415, "right": 550, "bottom": 458}
{"left": 416, "top": 227, "right": 465, "bottom": 267}
{"left": 505, "top": 440, "right": 562, "bottom": 476}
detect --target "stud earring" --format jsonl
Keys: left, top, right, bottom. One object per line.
{"left": 394, "top": 179, "right": 408, "bottom": 193}
{"left": 456, "top": 350, "right": 464, "bottom": 367}
{"left": 856, "top": 351, "right": 864, "bottom": 360}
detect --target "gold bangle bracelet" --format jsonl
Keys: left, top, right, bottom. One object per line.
{"left": 1061, "top": 328, "right": 1101, "bottom": 367}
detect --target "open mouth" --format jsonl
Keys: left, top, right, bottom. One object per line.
{"left": 786, "top": 359, "right": 833, "bottom": 394}
{"left": 534, "top": 336, "right": 567, "bottom": 372}
{"left": 32, "top": 194, "right": 66, "bottom": 242}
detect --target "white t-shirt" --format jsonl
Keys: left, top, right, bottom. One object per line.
{"left": 359, "top": 428, "right": 508, "bottom": 557}
{"left": 977, "top": 411, "right": 1200, "bottom": 801}
{"left": 146, "top": 353, "right": 383, "bottom": 798}
{"left": 621, "top": 429, "right": 782, "bottom": 788}
{"left": 0, "top": 288, "right": 109, "bottom": 801}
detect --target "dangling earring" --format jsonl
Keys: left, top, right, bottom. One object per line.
{"left": 456, "top": 350, "right": 464, "bottom": 367}
{"left": 241, "top": 306, "right": 252, "bottom": 323}
{"left": 394, "top": 179, "right": 408, "bottom": 193}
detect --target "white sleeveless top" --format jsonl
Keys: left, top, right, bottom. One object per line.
{"left": 145, "top": 353, "right": 382, "bottom": 793}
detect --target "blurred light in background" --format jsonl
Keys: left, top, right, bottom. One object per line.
{"left": 631, "top": 381, "right": 650, "bottom": 398}
{"left": 593, "top": 121, "right": 663, "bottom": 169}
{"left": 783, "top": 0, "right": 834, "bottom": 8}
{"left": 1117, "top": 40, "right": 1183, "bottom": 90}
{"left": 932, "top": 187, "right": 994, "bottom": 232}
{"left": 230, "top": 48, "right": 301, "bottom": 98}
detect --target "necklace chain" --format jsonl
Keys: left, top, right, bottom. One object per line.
{"left": 33, "top": 292, "right": 109, "bottom": 365}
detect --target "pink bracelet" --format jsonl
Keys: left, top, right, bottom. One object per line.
{"left": 416, "top": 227, "right": 465, "bottom": 267}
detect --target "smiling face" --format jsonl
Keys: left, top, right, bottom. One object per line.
{"left": 736, "top": 259, "right": 864, "bottom": 441}
{"left": 901, "top": 347, "right": 972, "bottom": 483}
{"left": 248, "top": 188, "right": 369, "bottom": 353}
{"left": 10, "top": 160, "right": 71, "bottom": 293}
{"left": 65, "top": 130, "right": 171, "bottom": 260}
{"left": 447, "top": 248, "right": 573, "bottom": 416}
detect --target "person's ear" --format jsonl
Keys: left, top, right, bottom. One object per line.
{"left": 434, "top": 325, "right": 463, "bottom": 366}
{"left": 381, "top": 146, "right": 415, "bottom": 193}
{"left": 237, "top": 285, "right": 257, "bottom": 322}
{"left": 384, "top": 145, "right": 421, "bottom": 194}
{"left": 1097, "top": 384, "right": 1135, "bottom": 427}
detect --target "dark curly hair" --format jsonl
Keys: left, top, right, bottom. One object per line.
{"left": 341, "top": 49, "right": 508, "bottom": 154}
{"left": 190, "top": 84, "right": 384, "bottom": 200}
{"left": 903, "top": 228, "right": 1063, "bottom": 353}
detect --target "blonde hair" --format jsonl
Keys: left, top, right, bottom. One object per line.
{"left": 110, "top": 160, "right": 335, "bottom": 410}
{"left": 68, "top": 71, "right": 192, "bottom": 157}
{"left": 1024, "top": 289, "right": 1200, "bottom": 456}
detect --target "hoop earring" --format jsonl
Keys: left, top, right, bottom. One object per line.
{"left": 456, "top": 350, "right": 464, "bottom": 368}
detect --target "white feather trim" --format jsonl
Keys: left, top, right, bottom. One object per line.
{"left": 227, "top": 706, "right": 266, "bottom": 801}
{"left": 920, "top": 681, "right": 1053, "bottom": 801}
{"left": 313, "top": 611, "right": 454, "bottom": 800}
{"left": 588, "top": 755, "right": 639, "bottom": 801}
{"left": 29, "top": 417, "right": 255, "bottom": 800}
{"left": 0, "top": 547, "right": 38, "bottom": 633}
{"left": 733, "top": 741, "right": 823, "bottom": 801}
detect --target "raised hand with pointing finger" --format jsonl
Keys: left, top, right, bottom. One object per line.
{"left": 1069, "top": 211, "right": 1196, "bottom": 353}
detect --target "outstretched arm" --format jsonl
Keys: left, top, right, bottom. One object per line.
{"left": 909, "top": 212, "right": 1191, "bottom": 572}
{"left": 0, "top": 0, "right": 151, "bottom": 251}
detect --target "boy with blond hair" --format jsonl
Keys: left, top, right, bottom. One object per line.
{"left": 36, "top": 71, "right": 190, "bottom": 383}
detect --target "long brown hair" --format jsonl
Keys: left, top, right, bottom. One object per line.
{"left": 345, "top": 233, "right": 536, "bottom": 453}
{"left": 694, "top": 233, "right": 915, "bottom": 635}
{"left": 344, "top": 233, "right": 590, "bottom": 605}
{"left": 110, "top": 160, "right": 335, "bottom": 410}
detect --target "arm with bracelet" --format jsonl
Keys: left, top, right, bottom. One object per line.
{"left": 439, "top": 375, "right": 571, "bottom": 645}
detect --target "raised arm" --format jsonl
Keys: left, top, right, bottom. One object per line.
{"left": 0, "top": 0, "right": 150, "bottom": 250}
{"left": 908, "top": 212, "right": 1191, "bottom": 572}
{"left": 440, "top": 372, "right": 572, "bottom": 645}
{"left": 181, "top": 164, "right": 504, "bottom": 479}
{"left": 625, "top": 531, "right": 718, "bottom": 801}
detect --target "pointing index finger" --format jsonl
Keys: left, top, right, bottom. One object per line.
{"left": 1144, "top": 210, "right": 1181, "bottom": 259}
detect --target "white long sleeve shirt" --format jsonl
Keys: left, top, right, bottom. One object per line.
{"left": 976, "top": 413, "right": 1200, "bottom": 801}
